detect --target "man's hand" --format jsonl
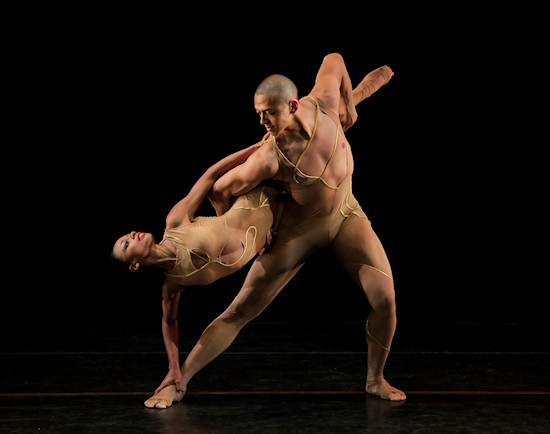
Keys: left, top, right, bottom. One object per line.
{"left": 258, "top": 228, "right": 274, "bottom": 256}
{"left": 154, "top": 367, "right": 183, "bottom": 395}
{"left": 209, "top": 141, "right": 279, "bottom": 215}
{"left": 339, "top": 97, "right": 358, "bottom": 132}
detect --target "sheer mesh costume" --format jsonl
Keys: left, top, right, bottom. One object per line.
{"left": 264, "top": 95, "right": 393, "bottom": 280}
{"left": 156, "top": 186, "right": 280, "bottom": 287}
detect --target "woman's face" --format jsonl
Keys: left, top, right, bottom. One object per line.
{"left": 113, "top": 231, "right": 154, "bottom": 267}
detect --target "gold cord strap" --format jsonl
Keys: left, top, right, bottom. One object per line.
{"left": 340, "top": 179, "right": 368, "bottom": 219}
{"left": 165, "top": 225, "right": 258, "bottom": 278}
{"left": 269, "top": 96, "right": 339, "bottom": 190}
{"left": 366, "top": 317, "right": 390, "bottom": 352}
{"left": 344, "top": 262, "right": 393, "bottom": 281}
{"left": 293, "top": 96, "right": 319, "bottom": 184}
{"left": 363, "top": 264, "right": 393, "bottom": 281}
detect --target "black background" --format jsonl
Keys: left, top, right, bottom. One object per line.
{"left": 3, "top": 3, "right": 547, "bottom": 347}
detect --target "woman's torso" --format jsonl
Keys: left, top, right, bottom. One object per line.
{"left": 160, "top": 186, "right": 277, "bottom": 286}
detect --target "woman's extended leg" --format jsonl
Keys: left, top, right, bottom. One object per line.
{"left": 145, "top": 229, "right": 315, "bottom": 408}
{"left": 178, "top": 260, "right": 304, "bottom": 390}
{"left": 332, "top": 216, "right": 406, "bottom": 401}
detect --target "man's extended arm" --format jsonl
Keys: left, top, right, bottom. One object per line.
{"left": 166, "top": 139, "right": 265, "bottom": 227}
{"left": 208, "top": 141, "right": 279, "bottom": 216}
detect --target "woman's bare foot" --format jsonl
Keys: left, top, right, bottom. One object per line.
{"left": 366, "top": 377, "right": 406, "bottom": 401}
{"left": 144, "top": 385, "right": 185, "bottom": 409}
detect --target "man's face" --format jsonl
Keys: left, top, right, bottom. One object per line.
{"left": 254, "top": 93, "right": 292, "bottom": 136}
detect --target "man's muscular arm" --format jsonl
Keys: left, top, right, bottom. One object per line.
{"left": 209, "top": 141, "right": 279, "bottom": 215}
{"left": 166, "top": 140, "right": 264, "bottom": 227}
{"left": 310, "top": 53, "right": 357, "bottom": 131}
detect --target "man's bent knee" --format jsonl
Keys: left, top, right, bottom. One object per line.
{"left": 361, "top": 269, "right": 395, "bottom": 314}
{"left": 373, "top": 296, "right": 396, "bottom": 319}
{"left": 368, "top": 284, "right": 396, "bottom": 319}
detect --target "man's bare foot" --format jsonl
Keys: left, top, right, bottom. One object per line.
{"left": 144, "top": 385, "right": 185, "bottom": 409}
{"left": 366, "top": 378, "right": 406, "bottom": 401}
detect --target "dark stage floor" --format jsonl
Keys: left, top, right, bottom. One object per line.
{"left": 1, "top": 322, "right": 549, "bottom": 433}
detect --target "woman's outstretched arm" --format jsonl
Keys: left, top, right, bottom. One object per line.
{"left": 154, "top": 281, "right": 184, "bottom": 395}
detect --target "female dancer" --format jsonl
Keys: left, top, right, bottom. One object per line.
{"left": 112, "top": 141, "right": 284, "bottom": 399}
{"left": 112, "top": 146, "right": 282, "bottom": 285}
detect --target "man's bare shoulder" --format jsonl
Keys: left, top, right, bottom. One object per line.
{"left": 221, "top": 136, "right": 279, "bottom": 182}
{"left": 253, "top": 136, "right": 279, "bottom": 175}
{"left": 254, "top": 135, "right": 278, "bottom": 158}
{"left": 306, "top": 91, "right": 339, "bottom": 117}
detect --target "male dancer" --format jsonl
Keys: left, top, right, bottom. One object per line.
{"left": 146, "top": 55, "right": 404, "bottom": 408}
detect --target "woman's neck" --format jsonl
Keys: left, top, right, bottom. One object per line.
{"left": 143, "top": 242, "right": 177, "bottom": 271}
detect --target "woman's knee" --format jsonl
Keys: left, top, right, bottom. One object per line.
{"left": 220, "top": 301, "right": 261, "bottom": 327}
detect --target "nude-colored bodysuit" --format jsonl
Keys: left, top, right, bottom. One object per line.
{"left": 157, "top": 186, "right": 279, "bottom": 287}
{"left": 268, "top": 96, "right": 392, "bottom": 279}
